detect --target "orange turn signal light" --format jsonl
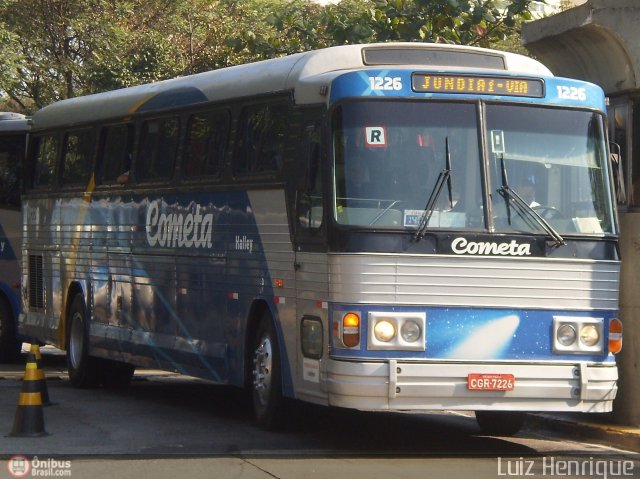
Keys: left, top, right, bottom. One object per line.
{"left": 342, "top": 313, "right": 360, "bottom": 348}
{"left": 609, "top": 318, "right": 622, "bottom": 354}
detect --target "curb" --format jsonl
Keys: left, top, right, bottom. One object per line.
{"left": 527, "top": 413, "right": 640, "bottom": 454}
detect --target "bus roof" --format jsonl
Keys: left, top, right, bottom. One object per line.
{"left": 0, "top": 112, "right": 29, "bottom": 133}
{"left": 31, "top": 42, "right": 554, "bottom": 131}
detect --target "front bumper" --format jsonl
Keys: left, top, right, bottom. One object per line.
{"left": 326, "top": 359, "right": 617, "bottom": 412}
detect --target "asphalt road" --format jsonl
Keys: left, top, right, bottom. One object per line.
{"left": 0, "top": 348, "right": 638, "bottom": 479}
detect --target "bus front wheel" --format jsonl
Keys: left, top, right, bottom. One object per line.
{"left": 66, "top": 294, "right": 101, "bottom": 388}
{"left": 251, "top": 314, "right": 285, "bottom": 429}
{"left": 475, "top": 410, "right": 526, "bottom": 436}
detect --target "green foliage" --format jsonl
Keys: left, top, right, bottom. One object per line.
{"left": 370, "top": 0, "right": 533, "bottom": 46}
{"left": 0, "top": 0, "right": 535, "bottom": 113}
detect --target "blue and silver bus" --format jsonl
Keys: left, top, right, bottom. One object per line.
{"left": 0, "top": 112, "right": 28, "bottom": 363}
{"left": 19, "top": 43, "right": 622, "bottom": 434}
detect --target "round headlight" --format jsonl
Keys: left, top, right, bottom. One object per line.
{"left": 374, "top": 320, "right": 396, "bottom": 342}
{"left": 580, "top": 325, "right": 600, "bottom": 347}
{"left": 557, "top": 324, "right": 577, "bottom": 346}
{"left": 400, "top": 320, "right": 421, "bottom": 343}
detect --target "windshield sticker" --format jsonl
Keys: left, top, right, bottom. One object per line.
{"left": 491, "top": 130, "right": 505, "bottom": 154}
{"left": 404, "top": 210, "right": 424, "bottom": 228}
{"left": 364, "top": 126, "right": 387, "bottom": 148}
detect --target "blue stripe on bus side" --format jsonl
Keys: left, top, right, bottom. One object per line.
{"left": 0, "top": 223, "right": 18, "bottom": 261}
{"left": 54, "top": 189, "right": 295, "bottom": 393}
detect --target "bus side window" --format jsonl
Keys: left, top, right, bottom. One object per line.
{"left": 183, "top": 111, "right": 229, "bottom": 179}
{"left": 234, "top": 102, "right": 289, "bottom": 177}
{"left": 99, "top": 124, "right": 134, "bottom": 185}
{"left": 32, "top": 134, "right": 58, "bottom": 189}
{"left": 297, "top": 123, "right": 323, "bottom": 231}
{"left": 61, "top": 129, "right": 94, "bottom": 187}
{"left": 137, "top": 117, "right": 179, "bottom": 182}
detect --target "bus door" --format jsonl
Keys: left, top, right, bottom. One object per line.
{"left": 292, "top": 116, "right": 328, "bottom": 399}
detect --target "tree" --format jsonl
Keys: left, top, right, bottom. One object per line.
{"left": 369, "top": 0, "right": 533, "bottom": 47}
{"left": 0, "top": 0, "right": 536, "bottom": 113}
{"left": 0, "top": 0, "right": 111, "bottom": 110}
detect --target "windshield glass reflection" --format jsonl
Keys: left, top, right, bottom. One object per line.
{"left": 486, "top": 105, "right": 614, "bottom": 235}
{"left": 333, "top": 101, "right": 483, "bottom": 229}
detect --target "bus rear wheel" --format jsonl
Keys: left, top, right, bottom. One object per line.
{"left": 66, "top": 294, "right": 101, "bottom": 388}
{"left": 251, "top": 314, "right": 285, "bottom": 429}
{"left": 0, "top": 300, "right": 21, "bottom": 363}
{"left": 475, "top": 410, "right": 526, "bottom": 436}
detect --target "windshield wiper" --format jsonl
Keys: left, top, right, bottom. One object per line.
{"left": 497, "top": 155, "right": 565, "bottom": 247}
{"left": 414, "top": 138, "right": 453, "bottom": 241}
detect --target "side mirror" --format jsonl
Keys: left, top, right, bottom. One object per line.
{"left": 609, "top": 141, "right": 626, "bottom": 204}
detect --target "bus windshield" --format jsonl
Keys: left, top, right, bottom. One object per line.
{"left": 333, "top": 101, "right": 483, "bottom": 229}
{"left": 486, "top": 104, "right": 614, "bottom": 236}
{"left": 332, "top": 101, "right": 615, "bottom": 235}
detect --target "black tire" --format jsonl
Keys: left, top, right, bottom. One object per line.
{"left": 475, "top": 411, "right": 526, "bottom": 436}
{"left": 0, "top": 299, "right": 21, "bottom": 363}
{"left": 101, "top": 359, "right": 135, "bottom": 389}
{"left": 66, "top": 294, "right": 101, "bottom": 387}
{"left": 251, "top": 313, "right": 285, "bottom": 429}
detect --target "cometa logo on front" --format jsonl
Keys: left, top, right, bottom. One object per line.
{"left": 451, "top": 237, "right": 532, "bottom": 256}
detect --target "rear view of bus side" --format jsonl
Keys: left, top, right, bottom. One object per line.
{"left": 0, "top": 112, "right": 28, "bottom": 362}
{"left": 19, "top": 43, "right": 622, "bottom": 434}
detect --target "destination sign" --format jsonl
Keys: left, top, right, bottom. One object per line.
{"left": 412, "top": 73, "right": 544, "bottom": 98}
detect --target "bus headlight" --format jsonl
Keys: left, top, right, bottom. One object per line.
{"left": 368, "top": 312, "right": 426, "bottom": 351}
{"left": 553, "top": 316, "right": 603, "bottom": 354}
{"left": 579, "top": 325, "right": 600, "bottom": 347}
{"left": 401, "top": 320, "right": 422, "bottom": 343}
{"left": 557, "top": 324, "right": 577, "bottom": 346}
{"left": 374, "top": 320, "right": 396, "bottom": 342}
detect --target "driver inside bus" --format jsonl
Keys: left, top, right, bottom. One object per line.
{"left": 518, "top": 179, "right": 540, "bottom": 207}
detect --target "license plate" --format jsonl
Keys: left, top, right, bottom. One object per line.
{"left": 468, "top": 373, "right": 515, "bottom": 391}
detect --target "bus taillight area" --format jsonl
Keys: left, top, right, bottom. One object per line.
{"left": 324, "top": 359, "right": 618, "bottom": 414}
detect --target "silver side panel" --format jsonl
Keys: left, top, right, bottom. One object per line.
{"left": 328, "top": 254, "right": 619, "bottom": 311}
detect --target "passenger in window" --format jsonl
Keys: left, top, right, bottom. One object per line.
{"left": 117, "top": 171, "right": 129, "bottom": 184}
{"left": 116, "top": 154, "right": 132, "bottom": 184}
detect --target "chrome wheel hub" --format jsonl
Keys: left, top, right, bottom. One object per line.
{"left": 252, "top": 335, "right": 273, "bottom": 407}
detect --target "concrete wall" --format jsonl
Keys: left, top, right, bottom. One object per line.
{"left": 522, "top": 0, "right": 640, "bottom": 94}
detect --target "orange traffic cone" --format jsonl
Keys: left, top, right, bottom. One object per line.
{"left": 28, "top": 344, "right": 52, "bottom": 406}
{"left": 8, "top": 352, "right": 48, "bottom": 437}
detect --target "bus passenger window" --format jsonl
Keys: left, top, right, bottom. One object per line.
{"left": 234, "top": 102, "right": 289, "bottom": 177}
{"left": 32, "top": 135, "right": 58, "bottom": 189}
{"left": 184, "top": 111, "right": 229, "bottom": 179}
{"left": 137, "top": 118, "right": 179, "bottom": 182}
{"left": 99, "top": 124, "right": 133, "bottom": 185}
{"left": 62, "top": 130, "right": 94, "bottom": 187}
